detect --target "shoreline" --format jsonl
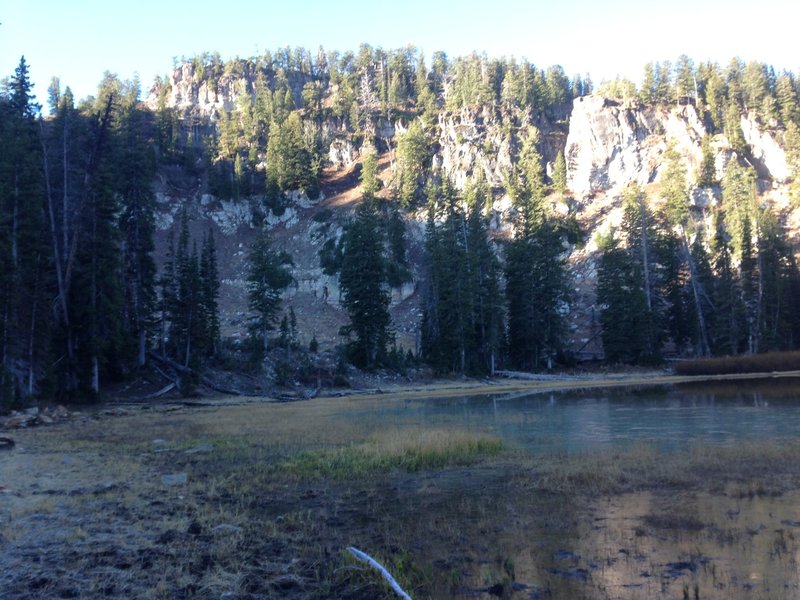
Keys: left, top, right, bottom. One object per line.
{"left": 307, "top": 368, "right": 800, "bottom": 403}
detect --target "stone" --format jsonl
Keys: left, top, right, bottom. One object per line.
{"left": 328, "top": 138, "right": 357, "bottom": 169}
{"left": 184, "top": 444, "right": 213, "bottom": 455}
{"left": 160, "top": 473, "right": 188, "bottom": 486}
{"left": 0, "top": 437, "right": 15, "bottom": 451}
{"left": 212, "top": 523, "right": 242, "bottom": 535}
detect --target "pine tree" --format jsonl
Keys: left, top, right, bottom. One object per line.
{"left": 339, "top": 198, "right": 392, "bottom": 368}
{"left": 246, "top": 229, "right": 293, "bottom": 352}
{"left": 73, "top": 92, "right": 124, "bottom": 394}
{"left": 199, "top": 229, "right": 221, "bottom": 356}
{"left": 464, "top": 180, "right": 503, "bottom": 373}
{"left": 552, "top": 151, "right": 568, "bottom": 198}
{"left": 617, "top": 183, "right": 662, "bottom": 362}
{"left": 115, "top": 87, "right": 157, "bottom": 368}
{"left": 0, "top": 57, "right": 48, "bottom": 401}
{"left": 395, "top": 120, "right": 428, "bottom": 207}
{"left": 709, "top": 209, "right": 744, "bottom": 355}
{"left": 505, "top": 130, "right": 569, "bottom": 370}
{"left": 360, "top": 147, "right": 380, "bottom": 197}
{"left": 739, "top": 214, "right": 759, "bottom": 352}
{"left": 596, "top": 235, "right": 652, "bottom": 363}
{"left": 385, "top": 208, "right": 411, "bottom": 288}
{"left": 421, "top": 181, "right": 466, "bottom": 372}
{"left": 724, "top": 104, "right": 747, "bottom": 155}
{"left": 660, "top": 145, "right": 711, "bottom": 355}
{"left": 757, "top": 208, "right": 800, "bottom": 350}
{"left": 696, "top": 135, "right": 717, "bottom": 188}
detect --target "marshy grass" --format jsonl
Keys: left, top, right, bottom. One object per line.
{"left": 522, "top": 440, "right": 800, "bottom": 496}
{"left": 673, "top": 350, "right": 800, "bottom": 376}
{"left": 278, "top": 427, "right": 503, "bottom": 478}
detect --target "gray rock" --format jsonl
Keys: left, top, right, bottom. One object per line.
{"left": 212, "top": 523, "right": 242, "bottom": 535}
{"left": 160, "top": 472, "right": 188, "bottom": 486}
{"left": 184, "top": 443, "right": 213, "bottom": 455}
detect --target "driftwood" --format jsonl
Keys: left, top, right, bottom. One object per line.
{"left": 347, "top": 546, "right": 412, "bottom": 600}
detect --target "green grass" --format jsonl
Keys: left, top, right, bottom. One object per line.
{"left": 278, "top": 428, "right": 503, "bottom": 478}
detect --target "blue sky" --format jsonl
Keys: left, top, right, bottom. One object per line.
{"left": 1, "top": 0, "right": 797, "bottom": 104}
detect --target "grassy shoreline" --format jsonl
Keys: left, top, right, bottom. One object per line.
{"left": 289, "top": 368, "right": 800, "bottom": 404}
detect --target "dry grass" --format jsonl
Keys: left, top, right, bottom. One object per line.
{"left": 673, "top": 351, "right": 800, "bottom": 375}
{"left": 519, "top": 440, "right": 800, "bottom": 496}
{"left": 278, "top": 428, "right": 503, "bottom": 478}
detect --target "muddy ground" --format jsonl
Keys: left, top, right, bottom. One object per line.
{"left": 4, "top": 380, "right": 800, "bottom": 599}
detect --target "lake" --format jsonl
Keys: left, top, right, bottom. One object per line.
{"left": 335, "top": 379, "right": 800, "bottom": 453}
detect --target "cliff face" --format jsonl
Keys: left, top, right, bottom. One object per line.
{"left": 148, "top": 64, "right": 797, "bottom": 358}
{"left": 565, "top": 96, "right": 790, "bottom": 202}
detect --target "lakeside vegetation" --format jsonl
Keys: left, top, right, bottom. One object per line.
{"left": 674, "top": 350, "right": 800, "bottom": 375}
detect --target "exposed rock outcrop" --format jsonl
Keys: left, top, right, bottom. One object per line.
{"left": 740, "top": 114, "right": 790, "bottom": 182}
{"left": 565, "top": 96, "right": 710, "bottom": 201}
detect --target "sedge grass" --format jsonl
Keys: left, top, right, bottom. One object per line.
{"left": 278, "top": 428, "right": 503, "bottom": 478}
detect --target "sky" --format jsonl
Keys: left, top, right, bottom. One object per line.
{"left": 1, "top": 0, "right": 797, "bottom": 107}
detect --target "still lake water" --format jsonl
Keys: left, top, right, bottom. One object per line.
{"left": 328, "top": 380, "right": 800, "bottom": 598}
{"left": 335, "top": 379, "right": 800, "bottom": 453}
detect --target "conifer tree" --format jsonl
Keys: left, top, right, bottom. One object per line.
{"left": 505, "top": 128, "right": 569, "bottom": 370}
{"left": 246, "top": 229, "right": 293, "bottom": 352}
{"left": 709, "top": 209, "right": 744, "bottom": 355}
{"left": 115, "top": 87, "right": 157, "bottom": 368}
{"left": 552, "top": 151, "right": 568, "bottom": 198}
{"left": 339, "top": 198, "right": 392, "bottom": 368}
{"left": 395, "top": 120, "right": 428, "bottom": 207}
{"left": 596, "top": 235, "right": 652, "bottom": 363}
{"left": 421, "top": 181, "right": 465, "bottom": 372}
{"left": 661, "top": 146, "right": 711, "bottom": 355}
{"left": 0, "top": 57, "right": 48, "bottom": 401}
{"left": 199, "top": 229, "right": 221, "bottom": 356}
{"left": 696, "top": 135, "right": 717, "bottom": 188}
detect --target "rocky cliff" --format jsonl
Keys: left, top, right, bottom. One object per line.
{"left": 148, "top": 64, "right": 797, "bottom": 360}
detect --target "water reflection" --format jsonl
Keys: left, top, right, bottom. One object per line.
{"left": 317, "top": 380, "right": 800, "bottom": 598}
{"left": 338, "top": 379, "right": 800, "bottom": 453}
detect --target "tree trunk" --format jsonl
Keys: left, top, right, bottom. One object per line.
{"left": 91, "top": 355, "right": 100, "bottom": 394}
{"left": 138, "top": 330, "right": 146, "bottom": 368}
{"left": 638, "top": 195, "right": 652, "bottom": 311}
{"left": 681, "top": 227, "right": 711, "bottom": 356}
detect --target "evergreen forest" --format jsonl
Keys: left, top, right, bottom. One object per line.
{"left": 3, "top": 46, "right": 800, "bottom": 406}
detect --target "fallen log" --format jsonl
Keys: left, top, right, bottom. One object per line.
{"left": 143, "top": 383, "right": 177, "bottom": 399}
{"left": 200, "top": 376, "right": 242, "bottom": 397}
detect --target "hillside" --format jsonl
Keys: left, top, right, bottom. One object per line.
{"left": 146, "top": 52, "right": 800, "bottom": 360}
{"left": 2, "top": 49, "right": 800, "bottom": 400}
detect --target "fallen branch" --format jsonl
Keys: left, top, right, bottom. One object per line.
{"left": 347, "top": 546, "right": 412, "bottom": 600}
{"left": 200, "top": 376, "right": 242, "bottom": 397}
{"left": 147, "top": 352, "right": 242, "bottom": 396}
{"left": 143, "top": 383, "right": 176, "bottom": 399}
